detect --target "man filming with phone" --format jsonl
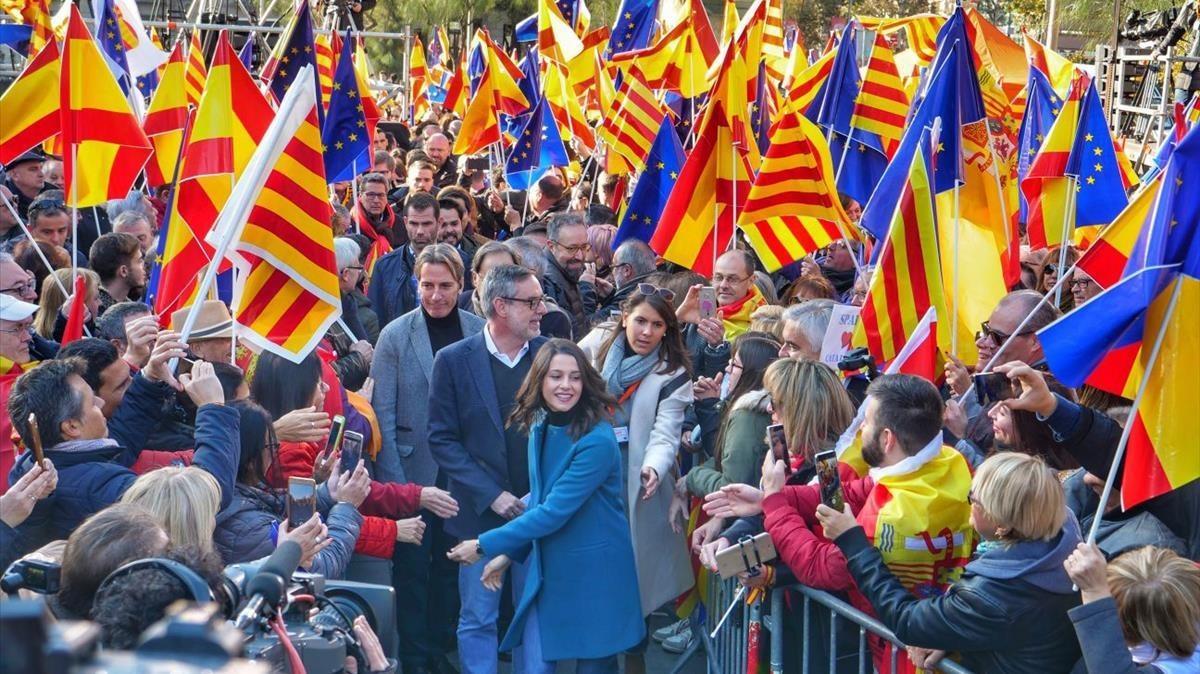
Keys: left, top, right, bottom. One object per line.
{"left": 675, "top": 250, "right": 768, "bottom": 378}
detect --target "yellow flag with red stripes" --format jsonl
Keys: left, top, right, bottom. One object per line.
{"left": 184, "top": 31, "right": 207, "bottom": 107}
{"left": 851, "top": 32, "right": 909, "bottom": 158}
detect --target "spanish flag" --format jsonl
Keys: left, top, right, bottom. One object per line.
{"left": 142, "top": 41, "right": 189, "bottom": 187}
{"left": 61, "top": 5, "right": 152, "bottom": 207}
{"left": 0, "top": 39, "right": 59, "bottom": 165}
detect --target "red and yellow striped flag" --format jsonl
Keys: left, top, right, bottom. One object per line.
{"left": 762, "top": 0, "right": 786, "bottom": 82}
{"left": 142, "top": 42, "right": 189, "bottom": 187}
{"left": 544, "top": 60, "right": 595, "bottom": 151}
{"left": 0, "top": 39, "right": 59, "bottom": 165}
{"left": 851, "top": 32, "right": 909, "bottom": 158}
{"left": 1021, "top": 76, "right": 1084, "bottom": 250}
{"left": 854, "top": 142, "right": 950, "bottom": 366}
{"left": 610, "top": 16, "right": 713, "bottom": 99}
{"left": 315, "top": 32, "right": 337, "bottom": 110}
{"left": 453, "top": 32, "right": 529, "bottom": 155}
{"left": 208, "top": 66, "right": 340, "bottom": 361}
{"left": 597, "top": 68, "right": 667, "bottom": 169}
{"left": 3, "top": 0, "right": 53, "bottom": 52}
{"left": 155, "top": 31, "right": 273, "bottom": 324}
{"left": 650, "top": 102, "right": 754, "bottom": 277}
{"left": 860, "top": 14, "right": 944, "bottom": 66}
{"left": 184, "top": 31, "right": 207, "bottom": 107}
{"left": 409, "top": 34, "right": 429, "bottom": 121}
{"left": 782, "top": 47, "right": 834, "bottom": 112}
{"left": 736, "top": 101, "right": 857, "bottom": 271}
{"left": 61, "top": 6, "right": 152, "bottom": 207}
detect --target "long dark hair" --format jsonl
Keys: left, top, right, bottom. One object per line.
{"left": 229, "top": 399, "right": 281, "bottom": 486}
{"left": 251, "top": 351, "right": 323, "bottom": 421}
{"left": 714, "top": 334, "right": 780, "bottom": 470}
{"left": 1007, "top": 375, "right": 1080, "bottom": 470}
{"left": 596, "top": 290, "right": 691, "bottom": 378}
{"left": 508, "top": 339, "right": 617, "bottom": 440}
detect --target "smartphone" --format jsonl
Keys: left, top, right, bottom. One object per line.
{"left": 814, "top": 449, "right": 845, "bottom": 512}
{"left": 325, "top": 414, "right": 346, "bottom": 458}
{"left": 698, "top": 287, "right": 718, "bottom": 321}
{"left": 713, "top": 532, "right": 778, "bottom": 579}
{"left": 339, "top": 430, "right": 364, "bottom": 477}
{"left": 287, "top": 477, "right": 317, "bottom": 528}
{"left": 973, "top": 372, "right": 1017, "bottom": 407}
{"left": 26, "top": 413, "right": 45, "bottom": 469}
{"left": 467, "top": 155, "right": 490, "bottom": 171}
{"left": 766, "top": 423, "right": 790, "bottom": 474}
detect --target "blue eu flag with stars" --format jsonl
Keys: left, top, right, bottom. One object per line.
{"left": 505, "top": 96, "right": 569, "bottom": 190}
{"left": 1065, "top": 81, "right": 1131, "bottom": 226}
{"left": 322, "top": 30, "right": 369, "bottom": 183}
{"left": 615, "top": 115, "right": 684, "bottom": 247}
{"left": 268, "top": 0, "right": 323, "bottom": 127}
{"left": 1016, "top": 67, "right": 1062, "bottom": 223}
{"left": 609, "top": 0, "right": 657, "bottom": 56}
{"left": 96, "top": 0, "right": 133, "bottom": 94}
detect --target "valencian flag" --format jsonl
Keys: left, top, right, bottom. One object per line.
{"left": 323, "top": 30, "right": 371, "bottom": 183}
{"left": 60, "top": 5, "right": 152, "bottom": 207}
{"left": 1039, "top": 122, "right": 1200, "bottom": 508}
{"left": 854, "top": 131, "right": 950, "bottom": 367}
{"left": 615, "top": 114, "right": 683, "bottom": 247}
{"left": 504, "top": 95, "right": 569, "bottom": 190}
{"left": 737, "top": 100, "right": 857, "bottom": 272}
{"left": 0, "top": 39, "right": 60, "bottom": 165}
{"left": 206, "top": 65, "right": 341, "bottom": 362}
{"left": 155, "top": 32, "right": 272, "bottom": 324}
{"left": 142, "top": 41, "right": 189, "bottom": 187}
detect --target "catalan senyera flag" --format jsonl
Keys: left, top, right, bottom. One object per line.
{"left": 610, "top": 15, "right": 713, "bottom": 99}
{"left": 1022, "top": 76, "right": 1085, "bottom": 250}
{"left": 738, "top": 101, "right": 857, "bottom": 271}
{"left": 60, "top": 6, "right": 153, "bottom": 207}
{"left": 851, "top": 32, "right": 909, "bottom": 158}
{"left": 409, "top": 34, "right": 430, "bottom": 121}
{"left": 155, "top": 31, "right": 272, "bottom": 324}
{"left": 597, "top": 68, "right": 668, "bottom": 169}
{"left": 855, "top": 134, "right": 950, "bottom": 367}
{"left": 142, "top": 42, "right": 189, "bottom": 187}
{"left": 315, "top": 32, "right": 337, "bottom": 110}
{"left": 859, "top": 14, "right": 943, "bottom": 66}
{"left": 762, "top": 0, "right": 786, "bottom": 82}
{"left": 650, "top": 101, "right": 754, "bottom": 277}
{"left": 184, "top": 31, "right": 207, "bottom": 107}
{"left": 0, "top": 39, "right": 60, "bottom": 165}
{"left": 3, "top": 0, "right": 53, "bottom": 52}
{"left": 782, "top": 47, "right": 834, "bottom": 112}
{"left": 207, "top": 65, "right": 341, "bottom": 363}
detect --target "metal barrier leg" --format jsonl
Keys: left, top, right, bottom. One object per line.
{"left": 769, "top": 589, "right": 784, "bottom": 674}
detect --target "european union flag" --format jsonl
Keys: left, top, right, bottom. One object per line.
{"left": 515, "top": 0, "right": 584, "bottom": 42}
{"left": 1066, "top": 82, "right": 1131, "bottom": 226}
{"left": 517, "top": 47, "right": 541, "bottom": 112}
{"left": 615, "top": 115, "right": 684, "bottom": 247}
{"left": 832, "top": 129, "right": 888, "bottom": 207}
{"left": 238, "top": 37, "right": 256, "bottom": 72}
{"left": 322, "top": 30, "right": 370, "bottom": 183}
{"left": 468, "top": 40, "right": 486, "bottom": 95}
{"left": 751, "top": 62, "right": 772, "bottom": 155}
{"left": 666, "top": 92, "right": 703, "bottom": 147}
{"left": 268, "top": 0, "right": 323, "bottom": 126}
{"left": 505, "top": 96, "right": 569, "bottom": 190}
{"left": 0, "top": 23, "right": 32, "bottom": 55}
{"left": 806, "top": 23, "right": 858, "bottom": 136}
{"left": 609, "top": 0, "right": 657, "bottom": 55}
{"left": 96, "top": 0, "right": 133, "bottom": 94}
{"left": 1017, "top": 68, "right": 1062, "bottom": 223}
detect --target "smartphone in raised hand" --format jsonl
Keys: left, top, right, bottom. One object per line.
{"left": 339, "top": 431, "right": 364, "bottom": 477}
{"left": 973, "top": 372, "right": 1018, "bottom": 407}
{"left": 767, "top": 423, "right": 790, "bottom": 475}
{"left": 287, "top": 477, "right": 317, "bottom": 528}
{"left": 698, "top": 287, "right": 718, "bottom": 321}
{"left": 814, "top": 449, "right": 844, "bottom": 512}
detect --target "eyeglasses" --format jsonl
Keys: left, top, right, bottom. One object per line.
{"left": 712, "top": 273, "right": 749, "bottom": 286}
{"left": 500, "top": 295, "right": 546, "bottom": 310}
{"left": 978, "top": 321, "right": 1033, "bottom": 344}
{"left": 1, "top": 279, "right": 35, "bottom": 296}
{"left": 635, "top": 283, "right": 675, "bottom": 302}
{"left": 1070, "top": 278, "right": 1094, "bottom": 289}
{"left": 361, "top": 191, "right": 388, "bottom": 200}
{"left": 346, "top": 265, "right": 365, "bottom": 271}
{"left": 967, "top": 488, "right": 978, "bottom": 506}
{"left": 0, "top": 323, "right": 32, "bottom": 335}
{"left": 550, "top": 240, "right": 591, "bottom": 256}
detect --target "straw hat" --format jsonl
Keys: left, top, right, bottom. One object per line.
{"left": 169, "top": 300, "right": 233, "bottom": 340}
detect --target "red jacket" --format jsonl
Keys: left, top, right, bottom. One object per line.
{"left": 273, "top": 440, "right": 423, "bottom": 559}
{"left": 762, "top": 464, "right": 913, "bottom": 673}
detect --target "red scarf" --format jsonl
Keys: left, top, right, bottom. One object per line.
{"left": 351, "top": 203, "right": 396, "bottom": 243}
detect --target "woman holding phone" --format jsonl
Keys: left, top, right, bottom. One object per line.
{"left": 447, "top": 339, "right": 643, "bottom": 672}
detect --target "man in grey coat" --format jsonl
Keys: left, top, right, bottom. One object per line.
{"left": 371, "top": 243, "right": 484, "bottom": 674}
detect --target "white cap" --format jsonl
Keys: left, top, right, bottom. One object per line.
{"left": 0, "top": 294, "right": 38, "bottom": 322}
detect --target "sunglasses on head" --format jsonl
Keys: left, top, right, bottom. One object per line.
{"left": 635, "top": 283, "right": 675, "bottom": 302}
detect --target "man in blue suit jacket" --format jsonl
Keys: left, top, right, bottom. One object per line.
{"left": 429, "top": 263, "right": 549, "bottom": 674}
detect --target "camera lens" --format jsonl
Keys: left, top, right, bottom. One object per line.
{"left": 310, "top": 591, "right": 375, "bottom": 634}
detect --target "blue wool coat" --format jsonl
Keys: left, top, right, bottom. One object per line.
{"left": 479, "top": 420, "right": 644, "bottom": 661}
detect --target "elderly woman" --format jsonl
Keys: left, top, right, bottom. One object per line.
{"left": 818, "top": 452, "right": 1083, "bottom": 673}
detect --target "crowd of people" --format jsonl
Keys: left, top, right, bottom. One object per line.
{"left": 1, "top": 113, "right": 1198, "bottom": 674}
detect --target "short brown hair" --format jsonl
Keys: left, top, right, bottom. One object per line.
{"left": 57, "top": 504, "right": 168, "bottom": 618}
{"left": 88, "top": 232, "right": 140, "bottom": 283}
{"left": 414, "top": 242, "right": 464, "bottom": 284}
{"left": 1108, "top": 546, "right": 1200, "bottom": 657}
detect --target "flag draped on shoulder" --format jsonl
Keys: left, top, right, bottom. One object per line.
{"left": 61, "top": 5, "right": 152, "bottom": 207}
{"left": 206, "top": 65, "right": 341, "bottom": 362}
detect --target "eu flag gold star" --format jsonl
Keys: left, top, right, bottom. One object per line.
{"left": 1086, "top": 175, "right": 1095, "bottom": 185}
{"left": 1084, "top": 133, "right": 1093, "bottom": 142}
{"left": 1094, "top": 163, "right": 1103, "bottom": 172}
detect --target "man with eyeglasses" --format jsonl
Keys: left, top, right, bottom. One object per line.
{"left": 1070, "top": 268, "right": 1102, "bottom": 307}
{"left": 0, "top": 253, "right": 58, "bottom": 361}
{"left": 1, "top": 294, "right": 41, "bottom": 488}
{"left": 540, "top": 213, "right": 598, "bottom": 339}
{"left": 597, "top": 239, "right": 660, "bottom": 317}
{"left": 429, "top": 263, "right": 548, "bottom": 674}
{"left": 678, "top": 249, "right": 767, "bottom": 377}
{"left": 351, "top": 173, "right": 402, "bottom": 248}
{"left": 944, "top": 290, "right": 1062, "bottom": 455}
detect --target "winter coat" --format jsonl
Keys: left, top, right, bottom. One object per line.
{"left": 1069, "top": 596, "right": 1200, "bottom": 674}
{"left": 685, "top": 389, "right": 772, "bottom": 497}
{"left": 214, "top": 483, "right": 362, "bottom": 579}
{"left": 835, "top": 513, "right": 1084, "bottom": 674}
{"left": 540, "top": 250, "right": 597, "bottom": 340}
{"left": 368, "top": 244, "right": 472, "bottom": 329}
{"left": 7, "top": 376, "right": 240, "bottom": 555}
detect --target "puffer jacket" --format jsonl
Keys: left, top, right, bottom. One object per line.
{"left": 271, "top": 440, "right": 423, "bottom": 558}
{"left": 214, "top": 483, "right": 362, "bottom": 579}
{"left": 685, "top": 389, "right": 772, "bottom": 497}
{"left": 835, "top": 513, "right": 1084, "bottom": 674}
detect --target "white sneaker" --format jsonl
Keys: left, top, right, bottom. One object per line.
{"left": 661, "top": 628, "right": 696, "bottom": 654}
{"left": 652, "top": 618, "right": 690, "bottom": 643}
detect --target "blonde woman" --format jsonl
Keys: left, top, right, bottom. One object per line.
{"left": 818, "top": 451, "right": 1084, "bottom": 673}
{"left": 120, "top": 466, "right": 221, "bottom": 556}
{"left": 34, "top": 267, "right": 99, "bottom": 341}
{"left": 1066, "top": 544, "right": 1200, "bottom": 673}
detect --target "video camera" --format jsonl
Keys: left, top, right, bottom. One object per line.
{"left": 0, "top": 542, "right": 396, "bottom": 674}
{"left": 837, "top": 346, "right": 879, "bottom": 380}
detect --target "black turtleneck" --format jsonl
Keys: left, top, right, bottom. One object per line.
{"left": 423, "top": 308, "right": 463, "bottom": 356}
{"left": 545, "top": 407, "right": 579, "bottom": 427}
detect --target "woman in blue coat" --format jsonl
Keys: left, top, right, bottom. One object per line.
{"left": 448, "top": 338, "right": 644, "bottom": 673}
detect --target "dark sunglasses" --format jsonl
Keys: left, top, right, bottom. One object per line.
{"left": 979, "top": 321, "right": 1033, "bottom": 344}
{"left": 636, "top": 283, "right": 674, "bottom": 302}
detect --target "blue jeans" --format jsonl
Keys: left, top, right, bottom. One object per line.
{"left": 520, "top": 605, "right": 620, "bottom": 674}
{"left": 457, "top": 555, "right": 529, "bottom": 674}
